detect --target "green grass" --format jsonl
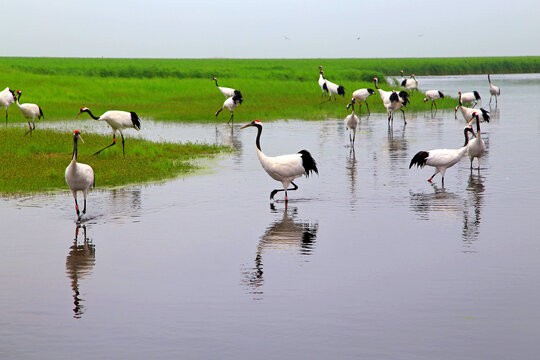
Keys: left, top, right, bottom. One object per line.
{"left": 2, "top": 56, "right": 538, "bottom": 123}
{"left": 0, "top": 128, "right": 229, "bottom": 193}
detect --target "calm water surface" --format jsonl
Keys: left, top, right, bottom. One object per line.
{"left": 2, "top": 75, "right": 540, "bottom": 359}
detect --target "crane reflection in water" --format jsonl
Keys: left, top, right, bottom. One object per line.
{"left": 65, "top": 224, "right": 95, "bottom": 319}
{"left": 242, "top": 203, "right": 319, "bottom": 298}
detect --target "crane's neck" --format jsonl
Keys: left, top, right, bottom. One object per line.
{"left": 214, "top": 78, "right": 219, "bottom": 87}
{"left": 254, "top": 123, "right": 262, "bottom": 151}
{"left": 71, "top": 136, "right": 79, "bottom": 164}
{"left": 476, "top": 116, "right": 481, "bottom": 136}
{"left": 85, "top": 109, "right": 100, "bottom": 120}
{"left": 350, "top": 103, "right": 355, "bottom": 114}
{"left": 458, "top": 92, "right": 463, "bottom": 106}
{"left": 374, "top": 78, "right": 379, "bottom": 89}
{"left": 319, "top": 71, "right": 325, "bottom": 80}
{"left": 488, "top": 74, "right": 491, "bottom": 84}
{"left": 16, "top": 93, "right": 21, "bottom": 107}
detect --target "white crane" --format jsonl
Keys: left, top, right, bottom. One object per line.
{"left": 387, "top": 90, "right": 410, "bottom": 125}
{"left": 455, "top": 93, "right": 490, "bottom": 123}
{"left": 215, "top": 92, "right": 243, "bottom": 124}
{"left": 423, "top": 90, "right": 444, "bottom": 111}
{"left": 0, "top": 87, "right": 16, "bottom": 126}
{"left": 488, "top": 74, "right": 500, "bottom": 106}
{"left": 409, "top": 125, "right": 475, "bottom": 184}
{"left": 15, "top": 90, "right": 44, "bottom": 136}
{"left": 212, "top": 77, "right": 242, "bottom": 99}
{"left": 318, "top": 66, "right": 328, "bottom": 97}
{"left": 373, "top": 77, "right": 392, "bottom": 105}
{"left": 352, "top": 87, "right": 375, "bottom": 115}
{"left": 75, "top": 107, "right": 141, "bottom": 157}
{"left": 344, "top": 98, "right": 360, "bottom": 145}
{"left": 467, "top": 113, "right": 487, "bottom": 170}
{"left": 240, "top": 120, "right": 318, "bottom": 202}
{"left": 65, "top": 131, "right": 95, "bottom": 222}
{"left": 458, "top": 90, "right": 481, "bottom": 107}
{"left": 401, "top": 71, "right": 419, "bottom": 93}
{"left": 320, "top": 69, "right": 344, "bottom": 100}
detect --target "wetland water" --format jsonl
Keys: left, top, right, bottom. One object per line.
{"left": 2, "top": 74, "right": 540, "bottom": 359}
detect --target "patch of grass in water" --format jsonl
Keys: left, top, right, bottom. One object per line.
{"left": 0, "top": 128, "right": 229, "bottom": 193}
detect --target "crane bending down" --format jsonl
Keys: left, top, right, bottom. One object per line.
{"left": 352, "top": 88, "right": 375, "bottom": 115}
{"left": 16, "top": 90, "right": 44, "bottom": 135}
{"left": 0, "top": 87, "right": 16, "bottom": 126}
{"left": 423, "top": 90, "right": 444, "bottom": 112}
{"left": 75, "top": 107, "right": 141, "bottom": 157}
{"left": 65, "top": 131, "right": 95, "bottom": 222}
{"left": 240, "top": 120, "right": 318, "bottom": 202}
{"left": 409, "top": 125, "right": 475, "bottom": 184}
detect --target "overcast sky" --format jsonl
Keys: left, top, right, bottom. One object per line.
{"left": 4, "top": 0, "right": 539, "bottom": 58}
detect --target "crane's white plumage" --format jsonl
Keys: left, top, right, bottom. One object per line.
{"left": 458, "top": 91, "right": 481, "bottom": 107}
{"left": 15, "top": 90, "right": 44, "bottom": 135}
{"left": 65, "top": 131, "right": 95, "bottom": 221}
{"left": 488, "top": 74, "right": 500, "bottom": 106}
{"left": 240, "top": 120, "right": 318, "bottom": 202}
{"left": 401, "top": 72, "right": 419, "bottom": 93}
{"left": 213, "top": 77, "right": 239, "bottom": 98}
{"left": 467, "top": 113, "right": 487, "bottom": 169}
{"left": 324, "top": 79, "right": 345, "bottom": 100}
{"left": 423, "top": 90, "right": 444, "bottom": 111}
{"left": 387, "top": 90, "right": 409, "bottom": 124}
{"left": 0, "top": 87, "right": 16, "bottom": 126}
{"left": 455, "top": 103, "right": 490, "bottom": 123}
{"left": 352, "top": 88, "right": 375, "bottom": 115}
{"left": 318, "top": 66, "right": 328, "bottom": 97}
{"left": 409, "top": 125, "right": 475, "bottom": 184}
{"left": 215, "top": 92, "right": 243, "bottom": 123}
{"left": 76, "top": 107, "right": 141, "bottom": 156}
{"left": 344, "top": 98, "right": 359, "bottom": 145}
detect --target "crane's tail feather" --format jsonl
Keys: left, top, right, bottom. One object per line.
{"left": 480, "top": 108, "right": 490, "bottom": 122}
{"left": 409, "top": 151, "right": 429, "bottom": 169}
{"left": 130, "top": 112, "right": 141, "bottom": 130}
{"left": 337, "top": 86, "right": 345, "bottom": 96}
{"left": 233, "top": 90, "right": 243, "bottom": 104}
{"left": 39, "top": 107, "right": 44, "bottom": 119}
{"left": 298, "top": 150, "right": 318, "bottom": 176}
{"left": 323, "top": 83, "right": 328, "bottom": 92}
{"left": 473, "top": 91, "right": 481, "bottom": 100}
{"left": 438, "top": 91, "right": 444, "bottom": 98}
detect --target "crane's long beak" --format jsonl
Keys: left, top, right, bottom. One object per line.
{"left": 78, "top": 135, "right": 85, "bottom": 143}
{"left": 239, "top": 123, "right": 252, "bottom": 130}
{"left": 75, "top": 111, "right": 81, "bottom": 119}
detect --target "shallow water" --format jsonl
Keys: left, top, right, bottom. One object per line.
{"left": 2, "top": 74, "right": 540, "bottom": 359}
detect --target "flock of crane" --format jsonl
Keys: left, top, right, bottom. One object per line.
{"left": 0, "top": 66, "right": 501, "bottom": 221}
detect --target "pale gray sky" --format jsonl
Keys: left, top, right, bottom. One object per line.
{"left": 5, "top": 0, "right": 539, "bottom": 58}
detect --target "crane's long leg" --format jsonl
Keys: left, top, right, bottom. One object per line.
{"left": 428, "top": 170, "right": 440, "bottom": 183}
{"left": 270, "top": 182, "right": 299, "bottom": 202}
{"left": 215, "top": 108, "right": 223, "bottom": 118}
{"left": 93, "top": 134, "right": 117, "bottom": 156}
{"left": 401, "top": 109, "right": 407, "bottom": 125}
{"left": 228, "top": 112, "right": 234, "bottom": 125}
{"left": 82, "top": 190, "right": 88, "bottom": 215}
{"left": 72, "top": 191, "right": 81, "bottom": 221}
{"left": 5, "top": 109, "right": 8, "bottom": 126}
{"left": 365, "top": 100, "right": 370, "bottom": 115}
{"left": 24, "top": 121, "right": 33, "bottom": 136}
{"left": 120, "top": 132, "right": 125, "bottom": 157}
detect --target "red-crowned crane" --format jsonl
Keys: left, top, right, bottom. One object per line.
{"left": 467, "top": 113, "right": 487, "bottom": 170}
{"left": 409, "top": 125, "right": 475, "bottom": 184}
{"left": 352, "top": 87, "right": 375, "bottom": 115}
{"left": 401, "top": 71, "right": 419, "bottom": 93}
{"left": 458, "top": 91, "right": 481, "bottom": 107}
{"left": 212, "top": 77, "right": 242, "bottom": 99}
{"left": 15, "top": 90, "right": 44, "bottom": 136}
{"left": 387, "top": 90, "right": 409, "bottom": 125}
{"left": 65, "top": 131, "right": 95, "bottom": 222}
{"left": 0, "top": 87, "right": 16, "bottom": 126}
{"left": 75, "top": 107, "right": 141, "bottom": 157}
{"left": 240, "top": 120, "right": 318, "bottom": 202}
{"left": 455, "top": 93, "right": 490, "bottom": 123}
{"left": 215, "top": 91, "right": 243, "bottom": 124}
{"left": 321, "top": 70, "right": 344, "bottom": 101}
{"left": 318, "top": 66, "right": 328, "bottom": 97}
{"left": 423, "top": 90, "right": 444, "bottom": 111}
{"left": 344, "top": 98, "right": 360, "bottom": 145}
{"left": 488, "top": 74, "right": 500, "bottom": 106}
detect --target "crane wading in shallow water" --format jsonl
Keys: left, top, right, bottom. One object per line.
{"left": 75, "top": 107, "right": 141, "bottom": 157}
{"left": 409, "top": 124, "right": 475, "bottom": 185}
{"left": 15, "top": 90, "right": 44, "bottom": 136}
{"left": 65, "top": 131, "right": 95, "bottom": 222}
{"left": 215, "top": 92, "right": 243, "bottom": 124}
{"left": 488, "top": 74, "right": 500, "bottom": 106}
{"left": 344, "top": 98, "right": 360, "bottom": 145}
{"left": 240, "top": 120, "right": 318, "bottom": 202}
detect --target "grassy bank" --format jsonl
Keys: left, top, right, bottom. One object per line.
{"left": 0, "top": 128, "right": 228, "bottom": 193}
{"left": 1, "top": 57, "right": 538, "bottom": 122}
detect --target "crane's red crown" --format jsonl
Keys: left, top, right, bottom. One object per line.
{"left": 74, "top": 130, "right": 80, "bottom": 135}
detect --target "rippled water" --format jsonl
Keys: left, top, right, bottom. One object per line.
{"left": 2, "top": 74, "right": 540, "bottom": 359}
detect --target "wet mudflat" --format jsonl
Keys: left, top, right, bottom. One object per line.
{"left": 2, "top": 74, "right": 540, "bottom": 359}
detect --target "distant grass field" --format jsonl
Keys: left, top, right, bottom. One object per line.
{"left": 0, "top": 128, "right": 228, "bottom": 193}
{"left": 1, "top": 57, "right": 539, "bottom": 123}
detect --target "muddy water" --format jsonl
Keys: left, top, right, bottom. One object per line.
{"left": 2, "top": 74, "right": 540, "bottom": 359}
